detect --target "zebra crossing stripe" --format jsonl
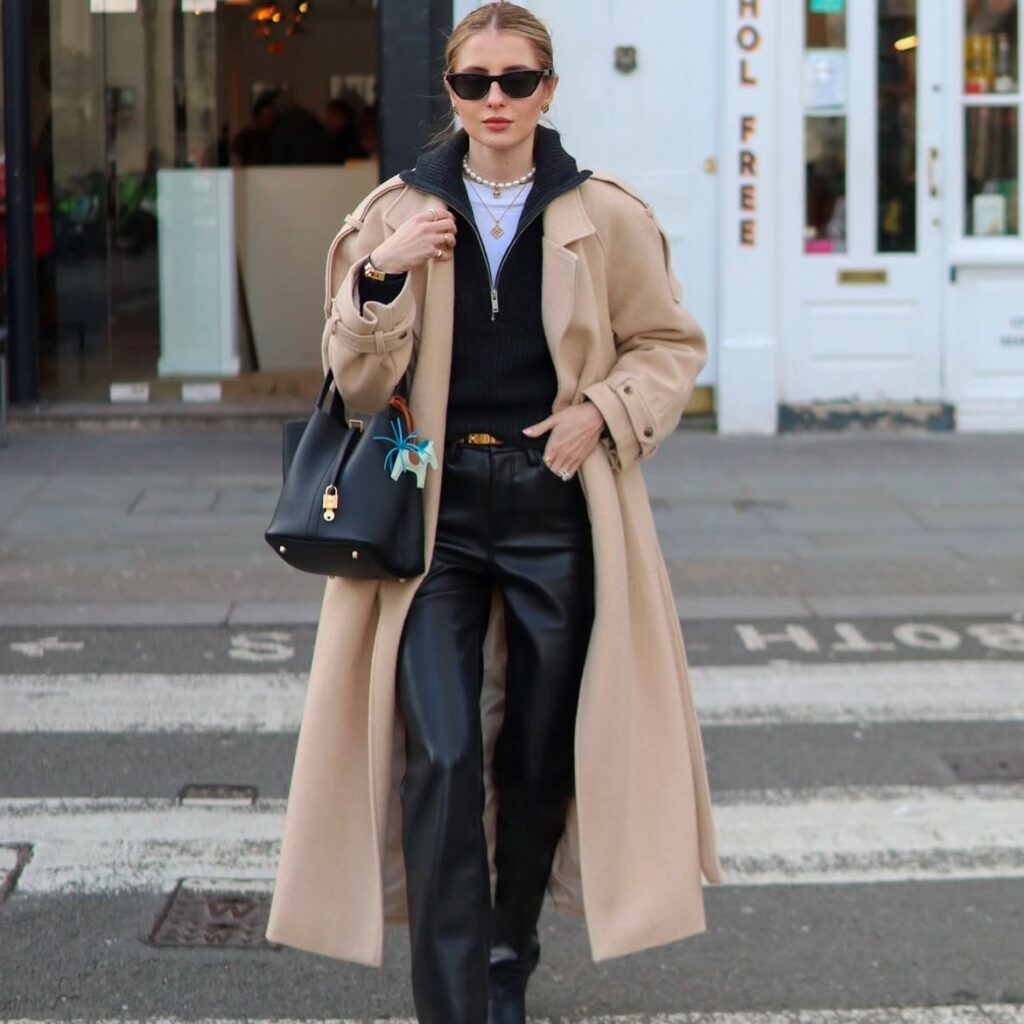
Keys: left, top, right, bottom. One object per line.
{"left": 690, "top": 660, "right": 1024, "bottom": 725}
{"left": 2, "top": 1006, "right": 1024, "bottom": 1023}
{"left": 2, "top": 784, "right": 1022, "bottom": 895}
{"left": 2, "top": 660, "right": 1022, "bottom": 732}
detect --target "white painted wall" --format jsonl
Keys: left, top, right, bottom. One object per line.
{"left": 452, "top": 0, "right": 720, "bottom": 386}
{"left": 715, "top": 0, "right": 780, "bottom": 434}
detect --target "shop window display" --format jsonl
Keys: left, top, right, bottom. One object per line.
{"left": 963, "top": 0, "right": 1020, "bottom": 236}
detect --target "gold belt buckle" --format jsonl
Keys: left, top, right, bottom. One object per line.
{"left": 465, "top": 432, "right": 501, "bottom": 445}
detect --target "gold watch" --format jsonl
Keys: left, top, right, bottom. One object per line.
{"left": 363, "top": 253, "right": 388, "bottom": 282}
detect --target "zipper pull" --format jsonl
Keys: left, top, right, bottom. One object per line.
{"left": 490, "top": 288, "right": 499, "bottom": 320}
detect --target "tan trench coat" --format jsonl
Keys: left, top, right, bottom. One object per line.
{"left": 265, "top": 168, "right": 724, "bottom": 967}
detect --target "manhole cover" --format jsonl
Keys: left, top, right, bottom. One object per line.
{"left": 176, "top": 783, "right": 259, "bottom": 806}
{"left": 941, "top": 750, "right": 1024, "bottom": 782}
{"left": 149, "top": 877, "right": 278, "bottom": 949}
{"left": 1, "top": 844, "right": 32, "bottom": 903}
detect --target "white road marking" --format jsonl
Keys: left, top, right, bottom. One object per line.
{"left": 0, "top": 673, "right": 306, "bottom": 733}
{"left": 2, "top": 785, "right": 1023, "bottom": 895}
{"left": 689, "top": 660, "right": 1024, "bottom": 725}
{"left": 3, "top": 1007, "right": 1024, "bottom": 1024}
{"left": 229, "top": 632, "right": 295, "bottom": 663}
{"left": 2, "top": 660, "right": 1022, "bottom": 733}
{"left": 8, "top": 636, "right": 85, "bottom": 658}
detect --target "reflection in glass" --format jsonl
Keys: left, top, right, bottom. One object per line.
{"left": 805, "top": 116, "right": 847, "bottom": 254}
{"left": 803, "top": 0, "right": 847, "bottom": 255}
{"left": 877, "top": 0, "right": 917, "bottom": 253}
{"left": 964, "top": 0, "right": 1018, "bottom": 94}
{"left": 965, "top": 106, "right": 1019, "bottom": 235}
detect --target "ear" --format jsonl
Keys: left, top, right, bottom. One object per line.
{"left": 546, "top": 72, "right": 560, "bottom": 104}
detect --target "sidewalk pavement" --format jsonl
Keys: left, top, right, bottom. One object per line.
{"left": 1, "top": 424, "right": 1022, "bottom": 626}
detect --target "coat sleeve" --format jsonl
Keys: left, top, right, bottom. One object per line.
{"left": 319, "top": 180, "right": 417, "bottom": 414}
{"left": 581, "top": 178, "right": 707, "bottom": 473}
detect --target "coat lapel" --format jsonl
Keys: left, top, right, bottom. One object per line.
{"left": 541, "top": 186, "right": 596, "bottom": 362}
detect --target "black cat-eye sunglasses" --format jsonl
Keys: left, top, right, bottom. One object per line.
{"left": 445, "top": 68, "right": 555, "bottom": 101}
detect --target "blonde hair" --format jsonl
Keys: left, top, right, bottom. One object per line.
{"left": 446, "top": 2, "right": 555, "bottom": 73}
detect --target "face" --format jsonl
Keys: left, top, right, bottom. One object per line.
{"left": 446, "top": 30, "right": 558, "bottom": 155}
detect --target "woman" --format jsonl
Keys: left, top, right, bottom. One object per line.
{"left": 266, "top": 5, "right": 723, "bottom": 1024}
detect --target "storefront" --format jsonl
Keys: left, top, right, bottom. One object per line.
{"left": 3, "top": 0, "right": 1023, "bottom": 432}
{"left": 716, "top": 0, "right": 1023, "bottom": 432}
{"left": 1, "top": 0, "right": 433, "bottom": 404}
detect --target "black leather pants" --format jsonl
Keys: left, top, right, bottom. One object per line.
{"left": 396, "top": 443, "right": 595, "bottom": 1024}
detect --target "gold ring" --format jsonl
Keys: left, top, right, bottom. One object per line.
{"left": 434, "top": 248, "right": 443, "bottom": 260}
{"left": 430, "top": 209, "right": 439, "bottom": 222}
{"left": 445, "top": 233, "right": 454, "bottom": 246}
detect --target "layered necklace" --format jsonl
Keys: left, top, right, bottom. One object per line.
{"left": 462, "top": 155, "right": 536, "bottom": 199}
{"left": 465, "top": 178, "right": 532, "bottom": 240}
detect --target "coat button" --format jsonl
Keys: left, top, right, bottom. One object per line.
{"left": 643, "top": 427, "right": 654, "bottom": 438}
{"left": 623, "top": 385, "right": 634, "bottom": 395}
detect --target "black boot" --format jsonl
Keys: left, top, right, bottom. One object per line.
{"left": 488, "top": 984, "right": 527, "bottom": 1024}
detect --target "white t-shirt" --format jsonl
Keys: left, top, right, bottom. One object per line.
{"left": 465, "top": 180, "right": 534, "bottom": 284}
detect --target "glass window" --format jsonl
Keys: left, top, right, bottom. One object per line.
{"left": 965, "top": 105, "right": 1019, "bottom": 235}
{"left": 805, "top": 117, "right": 847, "bottom": 253}
{"left": 964, "top": 0, "right": 1018, "bottom": 95}
{"left": 805, "top": 1, "right": 847, "bottom": 48}
{"left": 803, "top": 0, "right": 848, "bottom": 254}
{"left": 877, "top": 0, "right": 917, "bottom": 253}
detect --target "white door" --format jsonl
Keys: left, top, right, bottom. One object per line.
{"left": 780, "top": 0, "right": 946, "bottom": 404}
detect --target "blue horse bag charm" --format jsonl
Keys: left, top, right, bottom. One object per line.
{"left": 374, "top": 396, "right": 437, "bottom": 490}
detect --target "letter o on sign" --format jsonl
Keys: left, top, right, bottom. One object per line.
{"left": 737, "top": 25, "right": 760, "bottom": 51}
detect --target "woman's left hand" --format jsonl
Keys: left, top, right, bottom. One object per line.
{"left": 522, "top": 401, "right": 606, "bottom": 480}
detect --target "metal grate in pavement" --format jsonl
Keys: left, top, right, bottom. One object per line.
{"left": 0, "top": 843, "right": 32, "bottom": 902}
{"left": 148, "top": 877, "right": 279, "bottom": 949}
{"left": 941, "top": 749, "right": 1024, "bottom": 782}
{"left": 176, "top": 782, "right": 259, "bottom": 806}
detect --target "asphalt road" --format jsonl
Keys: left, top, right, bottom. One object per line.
{"left": 1, "top": 617, "right": 1022, "bottom": 1023}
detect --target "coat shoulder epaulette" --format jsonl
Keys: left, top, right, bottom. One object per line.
{"left": 585, "top": 170, "right": 653, "bottom": 214}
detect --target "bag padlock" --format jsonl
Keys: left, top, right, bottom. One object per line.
{"left": 322, "top": 484, "right": 339, "bottom": 521}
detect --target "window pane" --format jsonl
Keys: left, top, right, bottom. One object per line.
{"left": 805, "top": 116, "right": 848, "bottom": 253}
{"left": 806, "top": 1, "right": 847, "bottom": 48}
{"left": 878, "top": 0, "right": 917, "bottom": 253}
{"left": 965, "top": 105, "right": 1019, "bottom": 235}
{"left": 804, "top": 0, "right": 847, "bottom": 254}
{"left": 964, "top": 0, "right": 1019, "bottom": 95}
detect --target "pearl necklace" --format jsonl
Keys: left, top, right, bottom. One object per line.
{"left": 462, "top": 155, "right": 536, "bottom": 198}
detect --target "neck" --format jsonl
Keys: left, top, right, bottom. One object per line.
{"left": 465, "top": 134, "right": 535, "bottom": 183}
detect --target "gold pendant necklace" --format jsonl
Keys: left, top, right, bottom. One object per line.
{"left": 466, "top": 179, "right": 530, "bottom": 239}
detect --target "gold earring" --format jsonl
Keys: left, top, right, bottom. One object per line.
{"left": 541, "top": 103, "right": 550, "bottom": 114}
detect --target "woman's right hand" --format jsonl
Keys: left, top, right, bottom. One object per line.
{"left": 370, "top": 208, "right": 457, "bottom": 274}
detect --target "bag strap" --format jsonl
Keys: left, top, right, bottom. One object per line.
{"left": 317, "top": 368, "right": 415, "bottom": 434}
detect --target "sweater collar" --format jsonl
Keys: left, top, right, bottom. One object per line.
{"left": 399, "top": 125, "right": 591, "bottom": 225}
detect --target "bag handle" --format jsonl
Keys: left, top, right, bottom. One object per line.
{"left": 319, "top": 368, "right": 415, "bottom": 434}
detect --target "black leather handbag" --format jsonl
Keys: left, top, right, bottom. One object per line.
{"left": 265, "top": 370, "right": 425, "bottom": 579}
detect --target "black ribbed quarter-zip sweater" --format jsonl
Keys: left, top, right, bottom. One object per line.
{"left": 358, "top": 126, "right": 591, "bottom": 448}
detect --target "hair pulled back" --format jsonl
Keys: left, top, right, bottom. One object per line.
{"left": 446, "top": 2, "right": 555, "bottom": 73}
